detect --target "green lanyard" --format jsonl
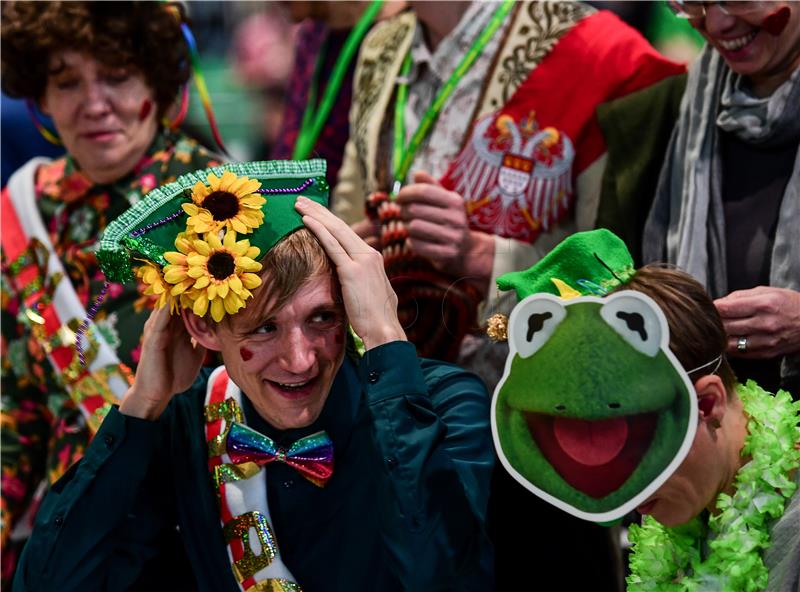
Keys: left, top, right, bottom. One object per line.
{"left": 292, "top": 0, "right": 384, "bottom": 161}
{"left": 392, "top": 0, "right": 514, "bottom": 194}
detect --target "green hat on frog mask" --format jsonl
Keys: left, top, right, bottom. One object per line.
{"left": 497, "top": 228, "right": 636, "bottom": 301}
{"left": 97, "top": 160, "right": 329, "bottom": 322}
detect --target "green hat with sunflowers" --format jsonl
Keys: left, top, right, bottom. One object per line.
{"left": 97, "top": 160, "right": 328, "bottom": 322}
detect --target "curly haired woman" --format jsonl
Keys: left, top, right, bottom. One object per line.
{"left": 0, "top": 2, "right": 221, "bottom": 584}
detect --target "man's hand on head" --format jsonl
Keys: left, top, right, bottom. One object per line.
{"left": 296, "top": 196, "right": 407, "bottom": 351}
{"left": 120, "top": 306, "right": 207, "bottom": 420}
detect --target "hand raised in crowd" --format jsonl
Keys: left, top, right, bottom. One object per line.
{"left": 396, "top": 171, "right": 494, "bottom": 293}
{"left": 120, "top": 306, "right": 207, "bottom": 420}
{"left": 296, "top": 196, "right": 407, "bottom": 350}
{"left": 714, "top": 286, "right": 800, "bottom": 359}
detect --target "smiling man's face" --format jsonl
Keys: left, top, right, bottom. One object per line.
{"left": 211, "top": 271, "right": 346, "bottom": 430}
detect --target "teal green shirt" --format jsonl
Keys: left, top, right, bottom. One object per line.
{"left": 14, "top": 342, "right": 494, "bottom": 591}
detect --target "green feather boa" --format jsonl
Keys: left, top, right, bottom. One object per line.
{"left": 627, "top": 381, "right": 800, "bottom": 591}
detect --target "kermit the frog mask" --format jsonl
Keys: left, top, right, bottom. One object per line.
{"left": 490, "top": 230, "right": 697, "bottom": 523}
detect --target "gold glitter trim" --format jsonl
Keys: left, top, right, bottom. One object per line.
{"left": 224, "top": 511, "right": 278, "bottom": 581}
{"left": 213, "top": 462, "right": 261, "bottom": 487}
{"left": 205, "top": 398, "right": 244, "bottom": 422}
{"left": 205, "top": 398, "right": 244, "bottom": 456}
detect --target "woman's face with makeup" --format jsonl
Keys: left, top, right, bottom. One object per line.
{"left": 689, "top": 2, "right": 800, "bottom": 93}
{"left": 40, "top": 50, "right": 158, "bottom": 184}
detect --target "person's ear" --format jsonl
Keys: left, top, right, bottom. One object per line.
{"left": 694, "top": 374, "right": 728, "bottom": 429}
{"left": 182, "top": 311, "right": 223, "bottom": 351}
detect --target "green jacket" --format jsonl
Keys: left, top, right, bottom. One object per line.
{"left": 14, "top": 342, "right": 494, "bottom": 591}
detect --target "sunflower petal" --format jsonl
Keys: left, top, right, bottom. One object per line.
{"left": 208, "top": 233, "right": 223, "bottom": 249}
{"left": 186, "top": 254, "right": 207, "bottom": 267}
{"left": 219, "top": 171, "right": 237, "bottom": 192}
{"left": 228, "top": 275, "right": 243, "bottom": 294}
{"left": 237, "top": 258, "right": 262, "bottom": 273}
{"left": 171, "top": 279, "right": 194, "bottom": 296}
{"left": 227, "top": 176, "right": 248, "bottom": 194}
{"left": 223, "top": 230, "right": 237, "bottom": 247}
{"left": 240, "top": 195, "right": 266, "bottom": 208}
{"left": 210, "top": 298, "right": 225, "bottom": 322}
{"left": 191, "top": 181, "right": 209, "bottom": 203}
{"left": 164, "top": 251, "right": 186, "bottom": 265}
{"left": 193, "top": 275, "right": 210, "bottom": 289}
{"left": 193, "top": 294, "right": 209, "bottom": 317}
{"left": 224, "top": 292, "right": 243, "bottom": 314}
{"left": 241, "top": 273, "right": 262, "bottom": 289}
{"left": 164, "top": 267, "right": 188, "bottom": 283}
{"left": 187, "top": 266, "right": 205, "bottom": 279}
{"left": 240, "top": 179, "right": 262, "bottom": 195}
{"left": 231, "top": 218, "right": 248, "bottom": 234}
{"left": 194, "top": 239, "right": 212, "bottom": 256}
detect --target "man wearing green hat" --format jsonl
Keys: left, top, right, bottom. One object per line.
{"left": 13, "top": 161, "right": 494, "bottom": 591}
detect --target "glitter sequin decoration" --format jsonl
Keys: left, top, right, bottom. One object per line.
{"left": 223, "top": 511, "right": 278, "bottom": 580}
{"left": 227, "top": 423, "right": 334, "bottom": 487}
{"left": 204, "top": 368, "right": 303, "bottom": 590}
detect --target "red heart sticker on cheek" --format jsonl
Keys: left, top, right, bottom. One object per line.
{"left": 240, "top": 347, "right": 253, "bottom": 362}
{"left": 763, "top": 6, "right": 791, "bottom": 36}
{"left": 139, "top": 99, "right": 153, "bottom": 121}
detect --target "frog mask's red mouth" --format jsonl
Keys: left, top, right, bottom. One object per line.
{"left": 525, "top": 412, "right": 658, "bottom": 498}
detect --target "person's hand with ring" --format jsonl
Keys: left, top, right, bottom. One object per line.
{"left": 715, "top": 286, "right": 800, "bottom": 359}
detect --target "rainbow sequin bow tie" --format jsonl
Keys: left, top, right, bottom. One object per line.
{"left": 226, "top": 423, "right": 334, "bottom": 487}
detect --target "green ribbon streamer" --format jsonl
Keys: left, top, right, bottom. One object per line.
{"left": 292, "top": 0, "right": 384, "bottom": 161}
{"left": 391, "top": 0, "right": 515, "bottom": 195}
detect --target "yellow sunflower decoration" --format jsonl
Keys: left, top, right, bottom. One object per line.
{"left": 135, "top": 260, "right": 176, "bottom": 312}
{"left": 163, "top": 230, "right": 262, "bottom": 322}
{"left": 183, "top": 170, "right": 266, "bottom": 235}
{"left": 136, "top": 171, "right": 267, "bottom": 321}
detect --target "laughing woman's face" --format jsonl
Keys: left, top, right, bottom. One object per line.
{"left": 691, "top": 2, "right": 800, "bottom": 96}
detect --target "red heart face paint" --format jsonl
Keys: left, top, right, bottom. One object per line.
{"left": 763, "top": 6, "right": 791, "bottom": 36}
{"left": 138, "top": 99, "right": 153, "bottom": 121}
{"left": 240, "top": 347, "right": 253, "bottom": 362}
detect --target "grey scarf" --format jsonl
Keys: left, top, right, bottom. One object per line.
{"left": 643, "top": 45, "right": 800, "bottom": 386}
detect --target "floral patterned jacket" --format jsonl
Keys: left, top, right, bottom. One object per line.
{"left": 0, "top": 130, "right": 220, "bottom": 585}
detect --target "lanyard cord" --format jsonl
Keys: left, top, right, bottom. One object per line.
{"left": 391, "top": 0, "right": 514, "bottom": 194}
{"left": 292, "top": 0, "right": 384, "bottom": 160}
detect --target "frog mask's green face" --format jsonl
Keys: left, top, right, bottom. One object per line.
{"left": 492, "top": 291, "right": 697, "bottom": 523}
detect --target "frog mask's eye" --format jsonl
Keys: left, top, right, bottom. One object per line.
{"left": 509, "top": 295, "right": 566, "bottom": 359}
{"left": 600, "top": 292, "right": 663, "bottom": 357}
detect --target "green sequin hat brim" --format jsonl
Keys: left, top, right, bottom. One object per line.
{"left": 97, "top": 159, "right": 329, "bottom": 284}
